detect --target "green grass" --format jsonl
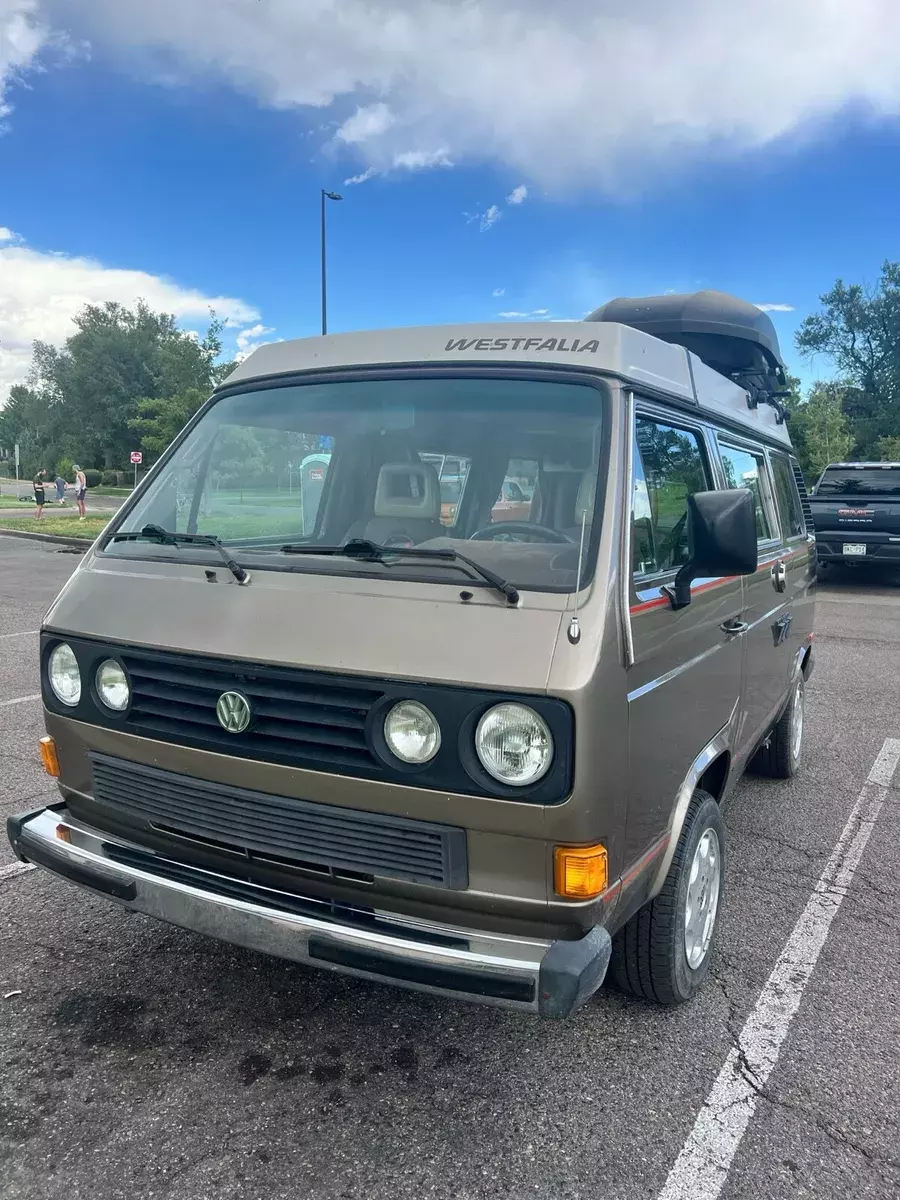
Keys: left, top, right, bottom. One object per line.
{"left": 0, "top": 494, "right": 34, "bottom": 508}
{"left": 91, "top": 486, "right": 134, "bottom": 496}
{"left": 0, "top": 516, "right": 109, "bottom": 539}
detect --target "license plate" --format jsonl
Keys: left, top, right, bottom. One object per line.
{"left": 843, "top": 543, "right": 866, "bottom": 556}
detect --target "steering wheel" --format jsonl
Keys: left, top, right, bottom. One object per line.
{"left": 469, "top": 521, "right": 572, "bottom": 544}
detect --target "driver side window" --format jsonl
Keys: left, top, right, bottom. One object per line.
{"left": 633, "top": 416, "right": 710, "bottom": 576}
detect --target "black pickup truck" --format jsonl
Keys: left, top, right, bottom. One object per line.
{"left": 809, "top": 462, "right": 900, "bottom": 572}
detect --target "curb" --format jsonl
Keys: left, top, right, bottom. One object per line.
{"left": 0, "top": 527, "right": 90, "bottom": 549}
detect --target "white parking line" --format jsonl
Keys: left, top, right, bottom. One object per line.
{"left": 0, "top": 693, "right": 41, "bottom": 708}
{"left": 0, "top": 630, "right": 38, "bottom": 640}
{"left": 0, "top": 861, "right": 36, "bottom": 882}
{"left": 658, "top": 737, "right": 900, "bottom": 1200}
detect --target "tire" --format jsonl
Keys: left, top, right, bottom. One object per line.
{"left": 610, "top": 791, "right": 725, "bottom": 1005}
{"left": 750, "top": 674, "right": 805, "bottom": 779}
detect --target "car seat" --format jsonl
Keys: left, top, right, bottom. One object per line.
{"left": 343, "top": 462, "right": 444, "bottom": 547}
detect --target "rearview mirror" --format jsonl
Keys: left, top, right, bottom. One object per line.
{"left": 663, "top": 488, "right": 757, "bottom": 610}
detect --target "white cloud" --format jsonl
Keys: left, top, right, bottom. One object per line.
{"left": 38, "top": 1, "right": 900, "bottom": 190}
{"left": 0, "top": 232, "right": 259, "bottom": 400}
{"left": 506, "top": 184, "right": 528, "bottom": 205}
{"left": 755, "top": 302, "right": 796, "bottom": 312}
{"left": 336, "top": 101, "right": 394, "bottom": 144}
{"left": 344, "top": 166, "right": 378, "bottom": 185}
{"left": 480, "top": 204, "right": 502, "bottom": 232}
{"left": 0, "top": 1, "right": 50, "bottom": 119}
{"left": 492, "top": 287, "right": 505, "bottom": 297}
{"left": 0, "top": 225, "right": 20, "bottom": 241}
{"left": 235, "top": 322, "right": 277, "bottom": 362}
{"left": 392, "top": 147, "right": 452, "bottom": 171}
{"left": 498, "top": 308, "right": 551, "bottom": 319}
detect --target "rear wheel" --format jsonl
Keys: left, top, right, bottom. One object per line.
{"left": 610, "top": 791, "right": 724, "bottom": 1005}
{"left": 751, "top": 674, "right": 804, "bottom": 779}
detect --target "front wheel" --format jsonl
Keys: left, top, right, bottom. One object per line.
{"left": 750, "top": 675, "right": 805, "bottom": 779}
{"left": 610, "top": 791, "right": 725, "bottom": 1005}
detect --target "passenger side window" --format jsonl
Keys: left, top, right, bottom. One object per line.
{"left": 770, "top": 453, "right": 805, "bottom": 539}
{"left": 633, "top": 417, "right": 710, "bottom": 575}
{"left": 718, "top": 443, "right": 774, "bottom": 542}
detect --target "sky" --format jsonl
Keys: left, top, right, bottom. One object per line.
{"left": 2, "top": 0, "right": 900, "bottom": 401}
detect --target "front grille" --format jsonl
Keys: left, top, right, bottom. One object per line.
{"left": 90, "top": 754, "right": 468, "bottom": 889}
{"left": 119, "top": 648, "right": 384, "bottom": 773}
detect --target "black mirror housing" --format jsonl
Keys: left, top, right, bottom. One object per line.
{"left": 663, "top": 488, "right": 757, "bottom": 610}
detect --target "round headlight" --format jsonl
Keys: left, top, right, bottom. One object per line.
{"left": 96, "top": 659, "right": 130, "bottom": 712}
{"left": 475, "top": 703, "right": 553, "bottom": 786}
{"left": 48, "top": 643, "right": 81, "bottom": 708}
{"left": 384, "top": 701, "right": 441, "bottom": 764}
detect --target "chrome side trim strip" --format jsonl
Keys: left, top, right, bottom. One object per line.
{"left": 626, "top": 642, "right": 722, "bottom": 703}
{"left": 622, "top": 389, "right": 636, "bottom": 668}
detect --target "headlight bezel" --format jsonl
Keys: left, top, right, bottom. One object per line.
{"left": 94, "top": 658, "right": 132, "bottom": 714}
{"left": 47, "top": 642, "right": 82, "bottom": 708}
{"left": 382, "top": 699, "right": 442, "bottom": 766}
{"left": 474, "top": 702, "right": 555, "bottom": 787}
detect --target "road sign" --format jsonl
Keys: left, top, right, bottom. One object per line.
{"left": 14, "top": 444, "right": 19, "bottom": 470}
{"left": 130, "top": 451, "right": 143, "bottom": 464}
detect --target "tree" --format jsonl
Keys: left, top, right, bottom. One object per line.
{"left": 130, "top": 387, "right": 208, "bottom": 458}
{"left": 783, "top": 381, "right": 852, "bottom": 482}
{"left": 796, "top": 262, "right": 900, "bottom": 458}
{"left": 2, "top": 303, "right": 226, "bottom": 472}
{"left": 874, "top": 435, "right": 900, "bottom": 461}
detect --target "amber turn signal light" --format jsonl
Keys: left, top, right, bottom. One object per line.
{"left": 554, "top": 843, "right": 609, "bottom": 900}
{"left": 39, "top": 736, "right": 60, "bottom": 778}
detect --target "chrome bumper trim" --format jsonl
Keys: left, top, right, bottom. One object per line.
{"left": 10, "top": 807, "right": 570, "bottom": 1012}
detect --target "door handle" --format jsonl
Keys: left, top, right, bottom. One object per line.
{"left": 720, "top": 618, "right": 749, "bottom": 636}
{"left": 771, "top": 560, "right": 787, "bottom": 592}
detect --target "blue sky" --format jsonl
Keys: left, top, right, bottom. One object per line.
{"left": 2, "top": 1, "right": 900, "bottom": 398}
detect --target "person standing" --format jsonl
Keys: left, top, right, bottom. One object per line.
{"left": 73, "top": 464, "right": 87, "bottom": 520}
{"left": 55, "top": 473, "right": 67, "bottom": 505}
{"left": 33, "top": 468, "right": 47, "bottom": 519}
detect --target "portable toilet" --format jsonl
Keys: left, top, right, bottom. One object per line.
{"left": 300, "top": 453, "right": 331, "bottom": 535}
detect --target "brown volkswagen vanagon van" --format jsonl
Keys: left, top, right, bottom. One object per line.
{"left": 8, "top": 292, "right": 815, "bottom": 1018}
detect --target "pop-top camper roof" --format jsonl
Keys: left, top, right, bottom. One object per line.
{"left": 586, "top": 290, "right": 787, "bottom": 415}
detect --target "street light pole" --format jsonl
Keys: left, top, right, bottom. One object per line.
{"left": 320, "top": 189, "right": 343, "bottom": 335}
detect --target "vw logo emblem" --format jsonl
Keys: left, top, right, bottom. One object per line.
{"left": 216, "top": 691, "right": 251, "bottom": 734}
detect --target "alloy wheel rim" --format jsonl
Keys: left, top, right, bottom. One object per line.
{"left": 684, "top": 828, "right": 721, "bottom": 970}
{"left": 791, "top": 680, "right": 804, "bottom": 762}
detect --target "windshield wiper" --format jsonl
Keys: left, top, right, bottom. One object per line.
{"left": 110, "top": 524, "right": 250, "bottom": 585}
{"left": 279, "top": 538, "right": 519, "bottom": 605}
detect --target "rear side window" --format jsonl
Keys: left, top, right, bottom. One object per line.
{"left": 770, "top": 453, "right": 805, "bottom": 538}
{"left": 718, "top": 443, "right": 773, "bottom": 542}
{"left": 633, "top": 417, "right": 710, "bottom": 575}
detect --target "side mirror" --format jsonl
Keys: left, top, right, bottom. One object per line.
{"left": 663, "top": 488, "right": 757, "bottom": 610}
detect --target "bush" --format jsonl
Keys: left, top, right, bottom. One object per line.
{"left": 115, "top": 470, "right": 126, "bottom": 487}
{"left": 56, "top": 456, "right": 74, "bottom": 482}
{"left": 101, "top": 470, "right": 118, "bottom": 486}
{"left": 83, "top": 469, "right": 102, "bottom": 488}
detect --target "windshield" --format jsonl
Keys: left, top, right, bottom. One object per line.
{"left": 104, "top": 374, "right": 607, "bottom": 592}
{"left": 815, "top": 466, "right": 900, "bottom": 497}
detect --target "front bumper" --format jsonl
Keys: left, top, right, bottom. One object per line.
{"left": 7, "top": 806, "right": 611, "bottom": 1018}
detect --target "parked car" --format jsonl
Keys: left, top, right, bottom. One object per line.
{"left": 10, "top": 291, "right": 814, "bottom": 1019}
{"left": 809, "top": 461, "right": 900, "bottom": 572}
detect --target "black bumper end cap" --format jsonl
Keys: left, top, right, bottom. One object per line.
{"left": 6, "top": 804, "right": 62, "bottom": 859}
{"left": 538, "top": 926, "right": 612, "bottom": 1019}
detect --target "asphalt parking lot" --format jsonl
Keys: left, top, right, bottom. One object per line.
{"left": 2, "top": 535, "right": 899, "bottom": 1200}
